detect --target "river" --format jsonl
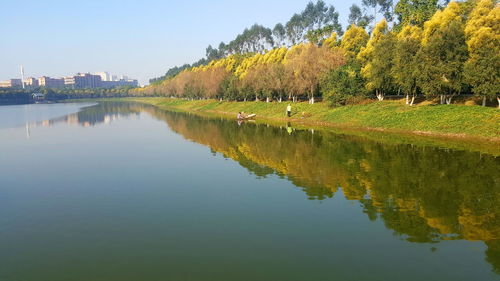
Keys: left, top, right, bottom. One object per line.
{"left": 0, "top": 101, "right": 498, "bottom": 281}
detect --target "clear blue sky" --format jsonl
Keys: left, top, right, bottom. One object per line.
{"left": 0, "top": 0, "right": 361, "bottom": 85}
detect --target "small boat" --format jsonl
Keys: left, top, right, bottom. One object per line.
{"left": 238, "top": 114, "right": 256, "bottom": 120}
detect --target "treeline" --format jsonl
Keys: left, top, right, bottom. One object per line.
{"left": 0, "top": 86, "right": 144, "bottom": 103}
{"left": 0, "top": 89, "right": 33, "bottom": 103}
{"left": 42, "top": 86, "right": 142, "bottom": 99}
{"left": 140, "top": 0, "right": 499, "bottom": 107}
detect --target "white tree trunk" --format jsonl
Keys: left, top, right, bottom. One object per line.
{"left": 406, "top": 94, "right": 409, "bottom": 105}
{"left": 445, "top": 96, "right": 453, "bottom": 105}
{"left": 244, "top": 97, "right": 247, "bottom": 102}
{"left": 482, "top": 96, "right": 486, "bottom": 107}
{"left": 497, "top": 97, "right": 500, "bottom": 108}
{"left": 310, "top": 96, "right": 315, "bottom": 104}
{"left": 440, "top": 95, "right": 445, "bottom": 104}
{"left": 410, "top": 95, "right": 416, "bottom": 106}
{"left": 266, "top": 97, "right": 270, "bottom": 103}
{"left": 376, "top": 90, "right": 384, "bottom": 101}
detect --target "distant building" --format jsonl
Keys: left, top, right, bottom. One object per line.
{"left": 94, "top": 71, "right": 111, "bottom": 82}
{"left": 0, "top": 79, "right": 23, "bottom": 88}
{"left": 74, "top": 73, "right": 102, "bottom": 88}
{"left": 1, "top": 71, "right": 137, "bottom": 90}
{"left": 39, "top": 76, "right": 65, "bottom": 88}
{"left": 24, "top": 77, "right": 39, "bottom": 88}
{"left": 101, "top": 79, "right": 138, "bottom": 89}
{"left": 63, "top": 76, "right": 76, "bottom": 87}
{"left": 64, "top": 73, "right": 102, "bottom": 89}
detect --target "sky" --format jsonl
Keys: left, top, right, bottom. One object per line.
{"left": 0, "top": 0, "right": 362, "bottom": 85}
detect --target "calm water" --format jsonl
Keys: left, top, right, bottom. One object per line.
{"left": 0, "top": 102, "right": 498, "bottom": 281}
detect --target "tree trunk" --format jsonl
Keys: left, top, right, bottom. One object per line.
{"left": 410, "top": 95, "right": 416, "bottom": 106}
{"left": 482, "top": 96, "right": 486, "bottom": 107}
{"left": 440, "top": 95, "right": 445, "bottom": 105}
{"left": 376, "top": 90, "right": 384, "bottom": 101}
{"left": 266, "top": 97, "right": 270, "bottom": 103}
{"left": 309, "top": 86, "right": 315, "bottom": 104}
{"left": 244, "top": 97, "right": 247, "bottom": 102}
{"left": 497, "top": 96, "right": 500, "bottom": 108}
{"left": 445, "top": 95, "right": 454, "bottom": 105}
{"left": 255, "top": 94, "right": 259, "bottom": 101}
{"left": 406, "top": 94, "right": 409, "bottom": 105}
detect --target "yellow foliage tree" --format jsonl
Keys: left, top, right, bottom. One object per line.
{"left": 340, "top": 24, "right": 369, "bottom": 60}
{"left": 464, "top": 0, "right": 500, "bottom": 107}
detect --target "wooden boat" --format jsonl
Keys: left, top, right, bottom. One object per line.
{"left": 238, "top": 114, "right": 256, "bottom": 120}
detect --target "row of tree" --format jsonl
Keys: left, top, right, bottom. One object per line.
{"left": 149, "top": 0, "right": 454, "bottom": 84}
{"left": 0, "top": 86, "right": 140, "bottom": 103}
{"left": 140, "top": 0, "right": 499, "bottom": 107}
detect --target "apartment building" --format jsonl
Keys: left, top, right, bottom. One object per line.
{"left": 39, "top": 76, "right": 65, "bottom": 88}
{"left": 0, "top": 79, "right": 23, "bottom": 88}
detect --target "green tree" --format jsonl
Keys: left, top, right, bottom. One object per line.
{"left": 322, "top": 61, "right": 367, "bottom": 106}
{"left": 393, "top": 25, "right": 423, "bottom": 106}
{"left": 417, "top": 1, "right": 468, "bottom": 104}
{"left": 348, "top": 4, "right": 372, "bottom": 28}
{"left": 358, "top": 19, "right": 396, "bottom": 101}
{"left": 464, "top": 0, "right": 500, "bottom": 107}
{"left": 394, "top": 0, "right": 439, "bottom": 27}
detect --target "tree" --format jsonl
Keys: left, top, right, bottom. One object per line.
{"left": 228, "top": 24, "right": 274, "bottom": 54}
{"left": 305, "top": 25, "right": 334, "bottom": 45}
{"left": 464, "top": 0, "right": 500, "bottom": 107}
{"left": 322, "top": 61, "right": 367, "bottom": 106}
{"left": 267, "top": 63, "right": 287, "bottom": 102}
{"left": 393, "top": 25, "right": 423, "bottom": 106}
{"left": 394, "top": 0, "right": 439, "bottom": 27}
{"left": 348, "top": 4, "right": 372, "bottom": 28}
{"left": 340, "top": 24, "right": 370, "bottom": 60}
{"left": 362, "top": 0, "right": 395, "bottom": 26}
{"left": 358, "top": 19, "right": 396, "bottom": 101}
{"left": 273, "top": 23, "right": 287, "bottom": 47}
{"left": 322, "top": 32, "right": 338, "bottom": 50}
{"left": 417, "top": 1, "right": 468, "bottom": 104}
{"left": 284, "top": 43, "right": 345, "bottom": 104}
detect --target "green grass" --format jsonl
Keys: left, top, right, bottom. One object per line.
{"left": 130, "top": 97, "right": 499, "bottom": 139}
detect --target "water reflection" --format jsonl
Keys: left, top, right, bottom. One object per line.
{"left": 30, "top": 102, "right": 500, "bottom": 273}
{"left": 25, "top": 102, "right": 141, "bottom": 129}
{"left": 142, "top": 104, "right": 499, "bottom": 273}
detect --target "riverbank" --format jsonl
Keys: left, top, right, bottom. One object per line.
{"left": 129, "top": 97, "right": 499, "bottom": 139}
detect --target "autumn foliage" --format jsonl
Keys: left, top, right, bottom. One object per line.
{"left": 137, "top": 0, "right": 499, "bottom": 107}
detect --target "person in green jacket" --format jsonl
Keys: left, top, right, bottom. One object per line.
{"left": 286, "top": 104, "right": 292, "bottom": 117}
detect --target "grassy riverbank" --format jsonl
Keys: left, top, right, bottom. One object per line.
{"left": 130, "top": 97, "right": 499, "bottom": 140}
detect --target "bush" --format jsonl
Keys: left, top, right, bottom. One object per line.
{"left": 321, "top": 61, "right": 367, "bottom": 106}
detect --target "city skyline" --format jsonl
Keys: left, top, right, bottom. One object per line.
{"left": 0, "top": 0, "right": 362, "bottom": 85}
{"left": 0, "top": 71, "right": 138, "bottom": 89}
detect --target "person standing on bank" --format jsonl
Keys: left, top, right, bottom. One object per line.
{"left": 286, "top": 104, "right": 292, "bottom": 117}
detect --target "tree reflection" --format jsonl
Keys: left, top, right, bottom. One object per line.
{"left": 41, "top": 102, "right": 500, "bottom": 273}
{"left": 143, "top": 106, "right": 499, "bottom": 273}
